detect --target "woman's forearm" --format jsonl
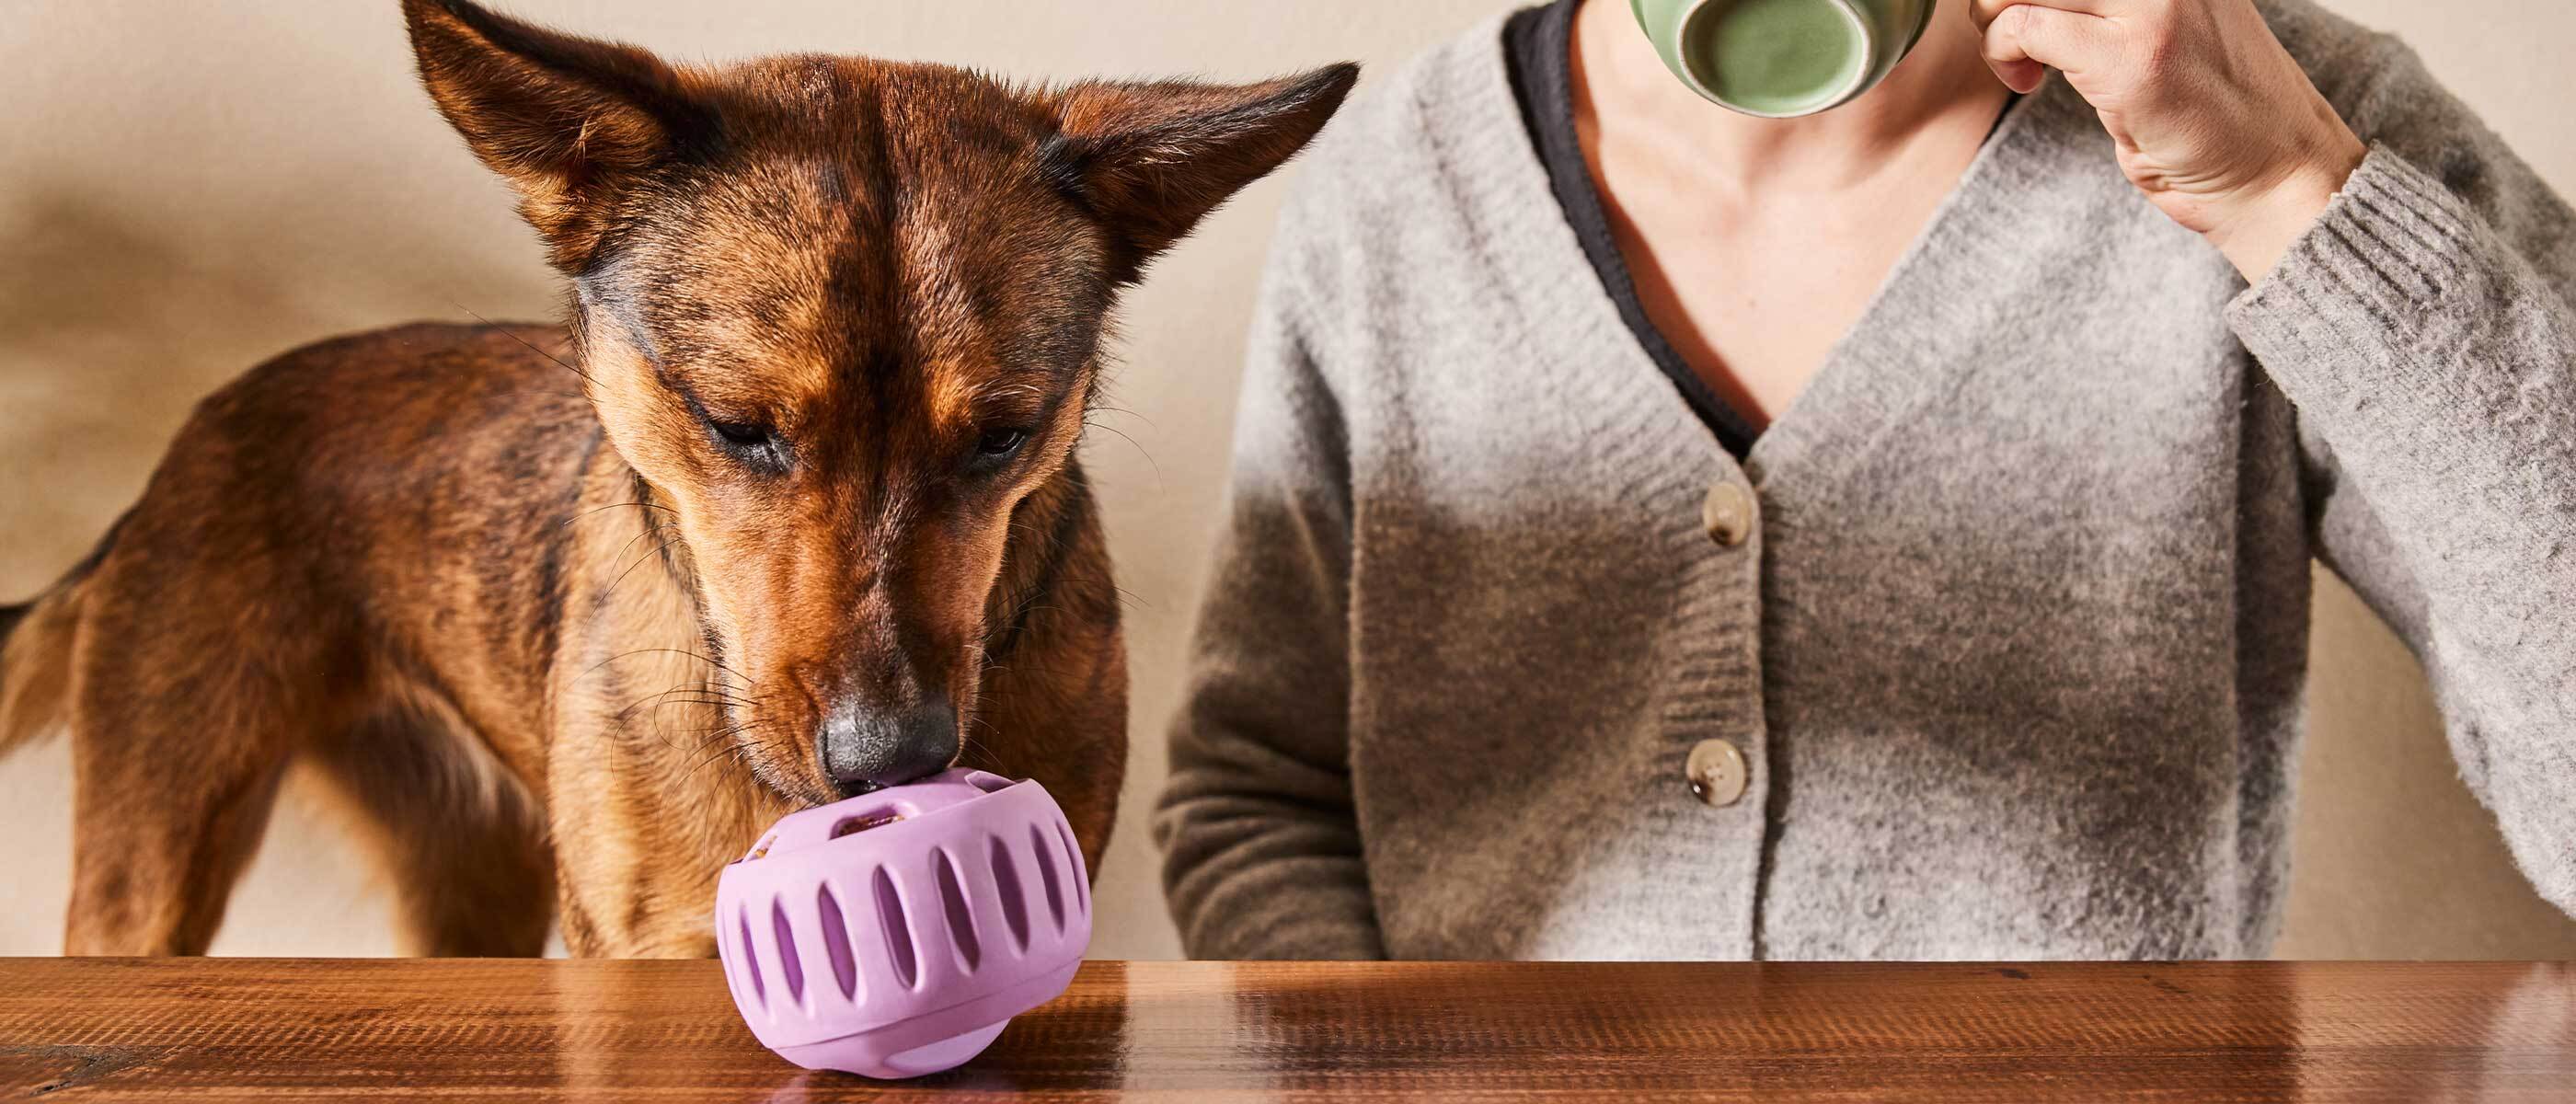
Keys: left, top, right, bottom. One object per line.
{"left": 2228, "top": 144, "right": 2576, "bottom": 913}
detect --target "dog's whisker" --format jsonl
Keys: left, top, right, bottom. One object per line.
{"left": 587, "top": 648, "right": 753, "bottom": 685}
{"left": 678, "top": 728, "right": 762, "bottom": 786}
{"left": 558, "top": 500, "right": 680, "bottom": 528}
{"left": 575, "top": 648, "right": 752, "bottom": 689}
{"left": 596, "top": 522, "right": 668, "bottom": 579}
{"left": 632, "top": 681, "right": 756, "bottom": 703}
{"left": 600, "top": 537, "right": 682, "bottom": 604}
{"left": 615, "top": 673, "right": 762, "bottom": 737}
{"left": 615, "top": 698, "right": 748, "bottom": 727}
{"left": 450, "top": 300, "right": 600, "bottom": 389}
{"left": 1083, "top": 399, "right": 1161, "bottom": 433}
{"left": 640, "top": 719, "right": 751, "bottom": 757}
{"left": 1051, "top": 569, "right": 1150, "bottom": 613}
{"left": 673, "top": 722, "right": 744, "bottom": 758}
{"left": 1081, "top": 418, "right": 1164, "bottom": 483}
{"left": 621, "top": 682, "right": 753, "bottom": 705}
{"left": 634, "top": 701, "right": 753, "bottom": 722}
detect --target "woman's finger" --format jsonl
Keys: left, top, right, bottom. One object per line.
{"left": 1966, "top": 0, "right": 2122, "bottom": 35}
{"left": 1982, "top": 4, "right": 2122, "bottom": 94}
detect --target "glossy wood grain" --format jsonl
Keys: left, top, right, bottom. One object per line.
{"left": 2, "top": 958, "right": 2571, "bottom": 1100}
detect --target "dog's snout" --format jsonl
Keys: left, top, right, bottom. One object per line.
{"left": 819, "top": 696, "right": 960, "bottom": 797}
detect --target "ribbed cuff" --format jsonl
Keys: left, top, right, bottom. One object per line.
{"left": 2225, "top": 144, "right": 2490, "bottom": 412}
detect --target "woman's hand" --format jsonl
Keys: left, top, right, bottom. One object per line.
{"left": 1971, "top": 0, "right": 2368, "bottom": 281}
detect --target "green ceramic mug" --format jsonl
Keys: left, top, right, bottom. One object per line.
{"left": 1630, "top": 0, "right": 1934, "bottom": 118}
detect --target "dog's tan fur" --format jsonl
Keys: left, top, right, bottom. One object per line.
{"left": 0, "top": 0, "right": 1351, "bottom": 957}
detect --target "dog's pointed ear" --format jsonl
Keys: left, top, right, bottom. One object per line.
{"left": 402, "top": 0, "right": 715, "bottom": 268}
{"left": 1046, "top": 63, "right": 1359, "bottom": 284}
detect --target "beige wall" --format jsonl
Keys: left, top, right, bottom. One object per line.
{"left": 3, "top": 0, "right": 2570, "bottom": 960}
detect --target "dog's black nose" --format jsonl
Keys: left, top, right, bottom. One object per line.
{"left": 819, "top": 696, "right": 959, "bottom": 797}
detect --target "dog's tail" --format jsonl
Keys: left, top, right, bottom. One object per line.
{"left": 0, "top": 590, "right": 79, "bottom": 759}
{"left": 1, "top": 511, "right": 121, "bottom": 759}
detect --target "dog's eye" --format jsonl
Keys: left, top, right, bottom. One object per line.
{"left": 704, "top": 417, "right": 788, "bottom": 472}
{"left": 711, "top": 420, "right": 772, "bottom": 449}
{"left": 675, "top": 385, "right": 788, "bottom": 473}
{"left": 975, "top": 428, "right": 1031, "bottom": 461}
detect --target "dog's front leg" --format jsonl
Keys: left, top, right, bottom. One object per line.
{"left": 546, "top": 639, "right": 790, "bottom": 958}
{"left": 546, "top": 713, "right": 775, "bottom": 958}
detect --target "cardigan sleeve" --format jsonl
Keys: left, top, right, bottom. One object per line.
{"left": 2225, "top": 36, "right": 2576, "bottom": 915}
{"left": 1151, "top": 224, "right": 1387, "bottom": 960}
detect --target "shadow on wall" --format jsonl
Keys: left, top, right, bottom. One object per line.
{"left": 0, "top": 190, "right": 309, "bottom": 578}
{"left": 0, "top": 180, "right": 556, "bottom": 588}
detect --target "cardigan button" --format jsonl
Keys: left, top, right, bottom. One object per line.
{"left": 1702, "top": 481, "right": 1754, "bottom": 548}
{"left": 1686, "top": 739, "right": 1748, "bottom": 807}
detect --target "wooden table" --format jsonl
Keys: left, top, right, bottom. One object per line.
{"left": 2, "top": 959, "right": 2570, "bottom": 1100}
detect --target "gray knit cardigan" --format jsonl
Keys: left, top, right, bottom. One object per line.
{"left": 1155, "top": 0, "right": 2576, "bottom": 960}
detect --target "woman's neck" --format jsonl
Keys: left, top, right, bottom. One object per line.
{"left": 1570, "top": 0, "right": 2011, "bottom": 194}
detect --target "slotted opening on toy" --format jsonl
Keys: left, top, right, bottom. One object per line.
{"left": 989, "top": 834, "right": 1031, "bottom": 951}
{"left": 1055, "top": 821, "right": 1088, "bottom": 914}
{"left": 737, "top": 906, "right": 766, "bottom": 1005}
{"left": 874, "top": 867, "right": 921, "bottom": 990}
{"left": 1031, "top": 824, "right": 1066, "bottom": 932}
{"left": 936, "top": 848, "right": 983, "bottom": 971}
{"left": 770, "top": 900, "right": 806, "bottom": 1004}
{"left": 832, "top": 809, "right": 903, "bottom": 838}
{"left": 965, "top": 772, "right": 1013, "bottom": 794}
{"left": 817, "top": 883, "right": 859, "bottom": 1000}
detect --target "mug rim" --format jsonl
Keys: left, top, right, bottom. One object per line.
{"left": 1671, "top": 0, "right": 1877, "bottom": 120}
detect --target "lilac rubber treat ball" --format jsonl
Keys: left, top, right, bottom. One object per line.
{"left": 715, "top": 768, "right": 1093, "bottom": 1078}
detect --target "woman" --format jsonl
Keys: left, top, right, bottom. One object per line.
{"left": 1156, "top": 0, "right": 2576, "bottom": 960}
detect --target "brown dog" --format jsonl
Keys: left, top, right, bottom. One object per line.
{"left": 0, "top": 0, "right": 1351, "bottom": 958}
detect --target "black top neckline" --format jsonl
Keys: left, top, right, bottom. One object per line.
{"left": 1500, "top": 0, "right": 2017, "bottom": 460}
